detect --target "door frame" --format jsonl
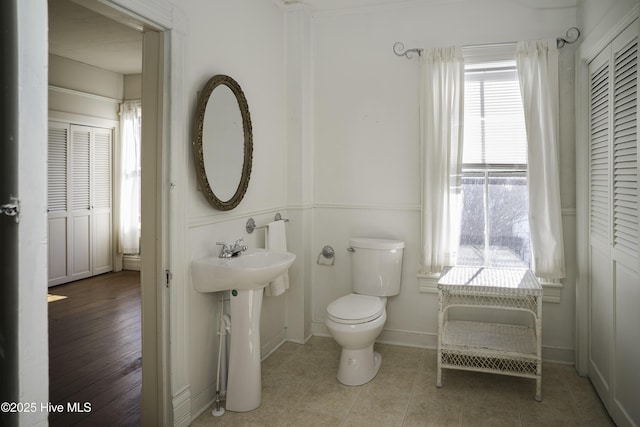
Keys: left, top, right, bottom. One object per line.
{"left": 13, "top": 0, "right": 190, "bottom": 424}
{"left": 91, "top": 1, "right": 190, "bottom": 424}
{"left": 44, "top": 0, "right": 190, "bottom": 425}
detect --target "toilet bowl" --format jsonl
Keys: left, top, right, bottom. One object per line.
{"left": 325, "top": 294, "right": 387, "bottom": 385}
{"left": 325, "top": 238, "right": 404, "bottom": 386}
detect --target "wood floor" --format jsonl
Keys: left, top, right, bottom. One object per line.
{"left": 48, "top": 271, "right": 141, "bottom": 427}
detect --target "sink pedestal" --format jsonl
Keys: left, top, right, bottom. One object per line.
{"left": 225, "top": 288, "right": 263, "bottom": 412}
{"left": 190, "top": 249, "right": 296, "bottom": 412}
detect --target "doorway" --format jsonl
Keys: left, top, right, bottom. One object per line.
{"left": 47, "top": 0, "right": 166, "bottom": 424}
{"left": 9, "top": 0, "right": 184, "bottom": 424}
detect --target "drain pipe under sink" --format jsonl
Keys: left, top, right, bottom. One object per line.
{"left": 220, "top": 313, "right": 231, "bottom": 396}
{"left": 212, "top": 296, "right": 228, "bottom": 417}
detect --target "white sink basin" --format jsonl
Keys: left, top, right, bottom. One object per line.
{"left": 191, "top": 248, "right": 296, "bottom": 412}
{"left": 192, "top": 248, "right": 296, "bottom": 293}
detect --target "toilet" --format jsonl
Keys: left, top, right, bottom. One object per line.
{"left": 325, "top": 237, "right": 405, "bottom": 386}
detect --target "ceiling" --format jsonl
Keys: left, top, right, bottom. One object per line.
{"left": 48, "top": 0, "right": 143, "bottom": 75}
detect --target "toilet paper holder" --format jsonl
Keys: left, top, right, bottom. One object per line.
{"left": 317, "top": 245, "right": 335, "bottom": 265}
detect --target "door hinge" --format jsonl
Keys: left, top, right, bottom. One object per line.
{"left": 165, "top": 269, "right": 172, "bottom": 287}
{"left": 1, "top": 196, "right": 20, "bottom": 223}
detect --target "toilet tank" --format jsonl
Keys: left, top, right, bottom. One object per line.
{"left": 349, "top": 238, "right": 405, "bottom": 297}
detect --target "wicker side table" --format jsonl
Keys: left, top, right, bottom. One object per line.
{"left": 436, "top": 266, "right": 543, "bottom": 401}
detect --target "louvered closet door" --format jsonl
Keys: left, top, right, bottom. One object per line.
{"left": 92, "top": 128, "right": 113, "bottom": 275}
{"left": 610, "top": 21, "right": 639, "bottom": 427}
{"left": 70, "top": 125, "right": 92, "bottom": 281}
{"left": 588, "top": 19, "right": 640, "bottom": 427}
{"left": 48, "top": 122, "right": 71, "bottom": 286}
{"left": 588, "top": 46, "right": 613, "bottom": 408}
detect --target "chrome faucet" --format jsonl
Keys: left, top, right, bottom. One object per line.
{"left": 217, "top": 239, "right": 248, "bottom": 258}
{"left": 231, "top": 238, "right": 247, "bottom": 256}
{"left": 216, "top": 242, "right": 232, "bottom": 258}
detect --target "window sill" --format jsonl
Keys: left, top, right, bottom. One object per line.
{"left": 418, "top": 273, "right": 563, "bottom": 303}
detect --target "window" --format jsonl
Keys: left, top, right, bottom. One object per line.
{"left": 458, "top": 60, "right": 531, "bottom": 268}
{"left": 119, "top": 101, "right": 142, "bottom": 255}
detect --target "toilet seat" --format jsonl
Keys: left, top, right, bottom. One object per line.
{"left": 327, "top": 294, "right": 384, "bottom": 325}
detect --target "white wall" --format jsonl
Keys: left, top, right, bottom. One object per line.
{"left": 123, "top": 73, "right": 142, "bottom": 100}
{"left": 49, "top": 54, "right": 124, "bottom": 98}
{"left": 49, "top": 54, "right": 123, "bottom": 121}
{"left": 182, "top": 0, "right": 288, "bottom": 416}
{"left": 309, "top": 0, "right": 579, "bottom": 361}
{"left": 578, "top": 0, "right": 638, "bottom": 44}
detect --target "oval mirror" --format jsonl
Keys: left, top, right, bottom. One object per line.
{"left": 193, "top": 75, "right": 253, "bottom": 210}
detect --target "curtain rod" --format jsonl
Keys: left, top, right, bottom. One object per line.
{"left": 555, "top": 27, "right": 581, "bottom": 48}
{"left": 393, "top": 26, "right": 581, "bottom": 59}
{"left": 393, "top": 42, "right": 423, "bottom": 59}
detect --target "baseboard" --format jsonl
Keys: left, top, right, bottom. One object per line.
{"left": 260, "top": 328, "right": 287, "bottom": 359}
{"left": 541, "top": 345, "right": 575, "bottom": 365}
{"left": 310, "top": 320, "right": 330, "bottom": 337}
{"left": 123, "top": 254, "right": 141, "bottom": 271}
{"left": 310, "top": 321, "right": 573, "bottom": 363}
{"left": 311, "top": 321, "right": 437, "bottom": 349}
{"left": 190, "top": 383, "right": 216, "bottom": 424}
{"left": 172, "top": 386, "right": 191, "bottom": 427}
{"left": 378, "top": 328, "right": 437, "bottom": 349}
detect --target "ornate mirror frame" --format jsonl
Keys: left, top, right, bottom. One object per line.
{"left": 193, "top": 74, "right": 253, "bottom": 210}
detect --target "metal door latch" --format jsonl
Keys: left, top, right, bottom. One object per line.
{"left": 165, "top": 269, "right": 172, "bottom": 287}
{"left": 1, "top": 197, "right": 20, "bottom": 223}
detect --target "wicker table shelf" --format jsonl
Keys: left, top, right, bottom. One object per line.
{"left": 436, "top": 266, "right": 543, "bottom": 401}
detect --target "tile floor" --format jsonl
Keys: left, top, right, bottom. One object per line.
{"left": 192, "top": 336, "right": 614, "bottom": 426}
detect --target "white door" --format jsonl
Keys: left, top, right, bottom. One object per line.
{"left": 92, "top": 127, "right": 113, "bottom": 275}
{"left": 0, "top": 0, "right": 21, "bottom": 412}
{"left": 587, "top": 19, "right": 640, "bottom": 427}
{"left": 48, "top": 121, "right": 71, "bottom": 285}
{"left": 48, "top": 123, "right": 113, "bottom": 285}
{"left": 587, "top": 42, "right": 613, "bottom": 407}
{"left": 8, "top": 0, "right": 49, "bottom": 424}
{"left": 609, "top": 22, "right": 640, "bottom": 426}
{"left": 70, "top": 125, "right": 93, "bottom": 281}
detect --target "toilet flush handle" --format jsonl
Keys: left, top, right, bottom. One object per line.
{"left": 347, "top": 247, "right": 355, "bottom": 253}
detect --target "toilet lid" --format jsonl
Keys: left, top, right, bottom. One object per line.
{"left": 327, "top": 294, "right": 384, "bottom": 324}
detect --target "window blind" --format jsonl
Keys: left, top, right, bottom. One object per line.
{"left": 463, "top": 64, "right": 527, "bottom": 167}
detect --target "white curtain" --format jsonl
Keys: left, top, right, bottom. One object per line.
{"left": 420, "top": 47, "right": 465, "bottom": 274}
{"left": 516, "top": 40, "right": 565, "bottom": 279}
{"left": 119, "top": 101, "right": 142, "bottom": 255}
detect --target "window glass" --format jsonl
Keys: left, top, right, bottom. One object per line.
{"left": 458, "top": 60, "right": 530, "bottom": 269}
{"left": 486, "top": 173, "right": 530, "bottom": 267}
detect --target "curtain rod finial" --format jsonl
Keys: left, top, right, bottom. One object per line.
{"left": 393, "top": 41, "right": 422, "bottom": 59}
{"left": 556, "top": 27, "right": 580, "bottom": 48}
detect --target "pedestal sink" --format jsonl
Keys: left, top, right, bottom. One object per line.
{"left": 191, "top": 248, "right": 296, "bottom": 412}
